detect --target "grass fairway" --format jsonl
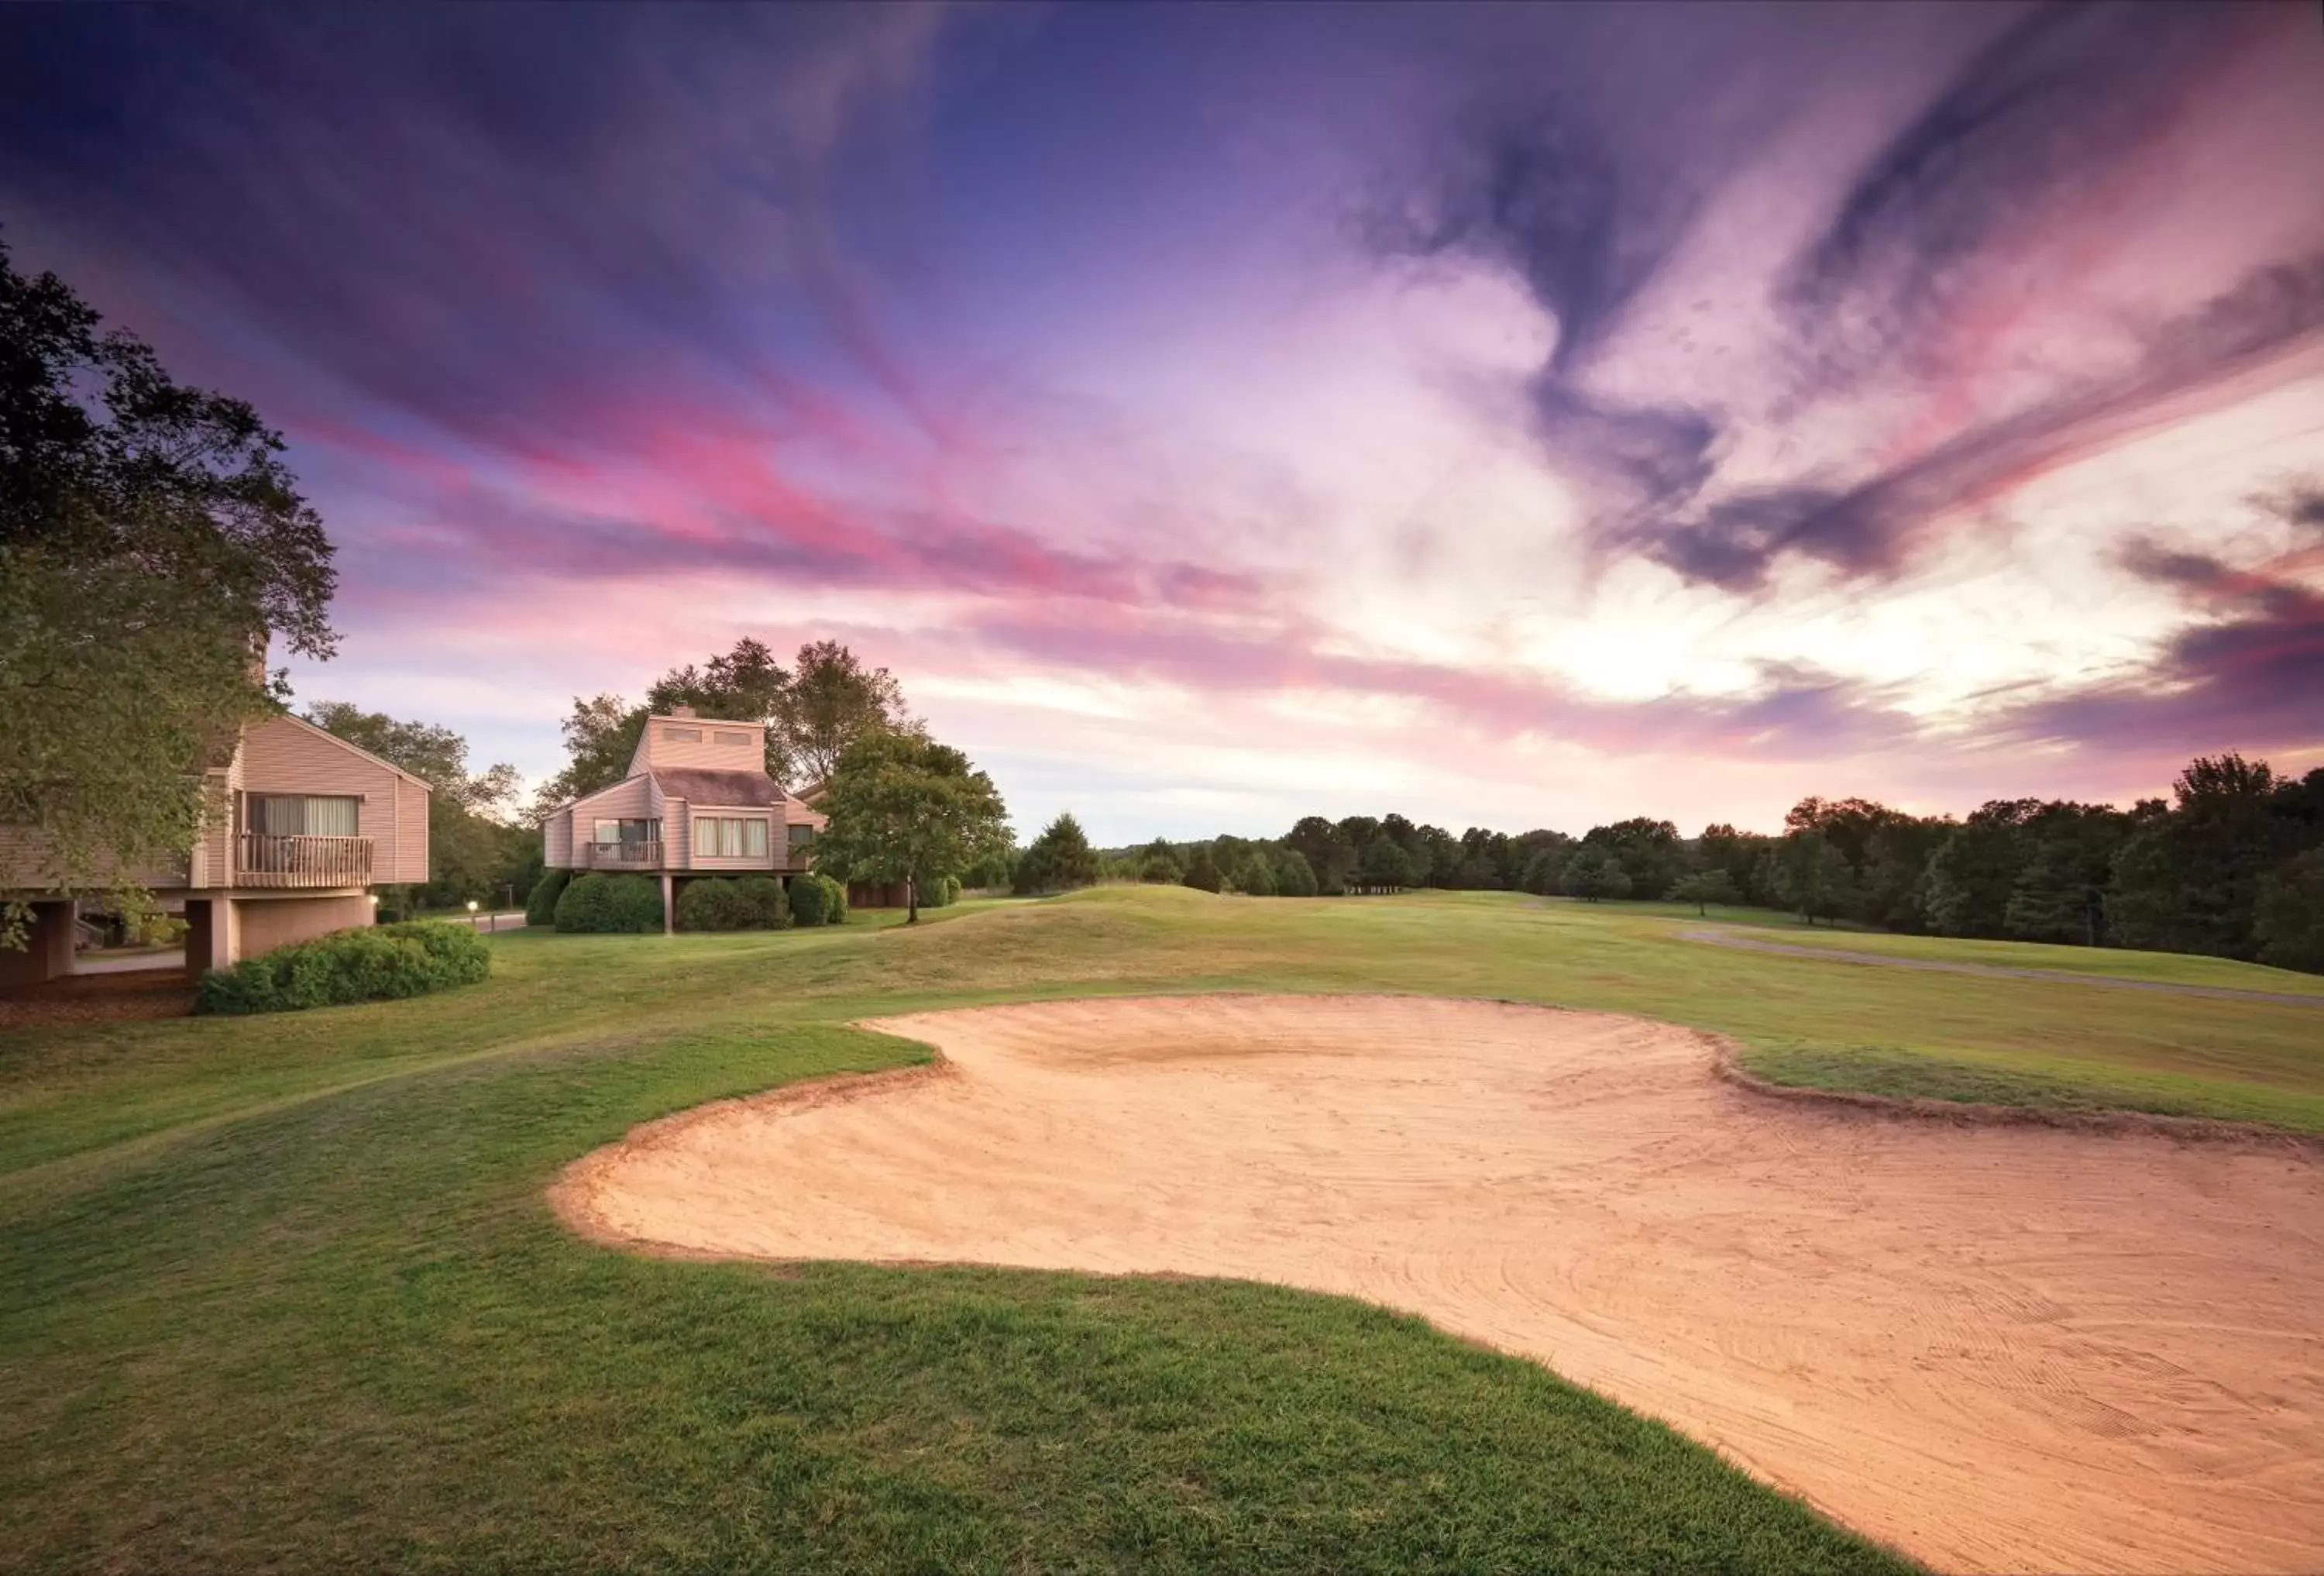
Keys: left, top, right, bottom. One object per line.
{"left": 5, "top": 888, "right": 2319, "bottom": 1572}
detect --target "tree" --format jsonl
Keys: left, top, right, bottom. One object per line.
{"left": 1357, "top": 837, "right": 1416, "bottom": 893}
{"left": 2, "top": 239, "right": 336, "bottom": 941}
{"left": 1773, "top": 831, "right": 1853, "bottom": 924}
{"left": 1923, "top": 800, "right": 2041, "bottom": 937}
{"left": 1136, "top": 838, "right": 1182, "bottom": 883}
{"left": 528, "top": 694, "right": 647, "bottom": 820}
{"left": 2253, "top": 848, "right": 2324, "bottom": 974}
{"left": 776, "top": 640, "right": 910, "bottom": 788}
{"left": 2109, "top": 755, "right": 2286, "bottom": 958}
{"left": 1286, "top": 816, "right": 1356, "bottom": 895}
{"left": 1273, "top": 848, "right": 1318, "bottom": 897}
{"left": 304, "top": 702, "right": 533, "bottom": 912}
{"left": 814, "top": 732, "right": 1010, "bottom": 923}
{"left": 1013, "top": 812, "right": 1098, "bottom": 894}
{"left": 1557, "top": 844, "right": 1630, "bottom": 902}
{"left": 1667, "top": 869, "right": 1739, "bottom": 917}
{"left": 648, "top": 636, "right": 791, "bottom": 776}
{"left": 1182, "top": 843, "right": 1224, "bottom": 893}
{"left": 1580, "top": 817, "right": 1684, "bottom": 900}
{"left": 302, "top": 702, "right": 517, "bottom": 817}
{"left": 1239, "top": 852, "right": 1278, "bottom": 896}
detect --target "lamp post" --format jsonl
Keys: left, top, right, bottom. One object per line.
{"left": 367, "top": 893, "right": 380, "bottom": 927}
{"left": 466, "top": 898, "right": 480, "bottom": 932}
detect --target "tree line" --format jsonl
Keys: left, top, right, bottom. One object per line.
{"left": 999, "top": 755, "right": 2324, "bottom": 974}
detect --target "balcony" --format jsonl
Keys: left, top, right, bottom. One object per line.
{"left": 579, "top": 839, "right": 665, "bottom": 870}
{"left": 236, "top": 833, "right": 374, "bottom": 889}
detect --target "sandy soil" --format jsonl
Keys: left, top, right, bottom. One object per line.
{"left": 555, "top": 995, "right": 2324, "bottom": 1574}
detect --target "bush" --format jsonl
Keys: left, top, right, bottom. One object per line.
{"left": 735, "top": 875, "right": 789, "bottom": 929}
{"left": 524, "top": 869, "right": 570, "bottom": 927}
{"left": 676, "top": 878, "right": 748, "bottom": 932}
{"left": 814, "top": 872, "right": 849, "bottom": 924}
{"left": 554, "top": 872, "right": 665, "bottom": 934}
{"left": 198, "top": 920, "right": 490, "bottom": 1014}
{"left": 676, "top": 876, "right": 789, "bottom": 931}
{"left": 787, "top": 872, "right": 829, "bottom": 927}
{"left": 922, "top": 874, "right": 961, "bottom": 909}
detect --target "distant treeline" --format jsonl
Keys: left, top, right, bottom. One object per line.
{"left": 1050, "top": 753, "right": 2324, "bottom": 974}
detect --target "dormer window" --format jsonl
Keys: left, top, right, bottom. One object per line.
{"left": 662, "top": 725, "right": 702, "bottom": 743}
{"left": 714, "top": 729, "right": 751, "bottom": 747}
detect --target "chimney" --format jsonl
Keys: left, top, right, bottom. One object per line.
{"left": 669, "top": 704, "right": 696, "bottom": 718}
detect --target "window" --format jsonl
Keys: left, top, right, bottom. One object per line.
{"left": 691, "top": 816, "right": 769, "bottom": 859}
{"left": 787, "top": 824, "right": 814, "bottom": 848}
{"left": 593, "top": 818, "right": 660, "bottom": 846}
{"left": 713, "top": 729, "right": 751, "bottom": 747}
{"left": 246, "top": 795, "right": 359, "bottom": 837}
{"left": 662, "top": 725, "right": 702, "bottom": 743}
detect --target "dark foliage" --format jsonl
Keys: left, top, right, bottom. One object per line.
{"left": 524, "top": 869, "right": 570, "bottom": 927}
{"left": 197, "top": 920, "right": 489, "bottom": 1014}
{"left": 553, "top": 872, "right": 664, "bottom": 934}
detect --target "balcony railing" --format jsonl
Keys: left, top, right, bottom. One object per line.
{"left": 236, "top": 833, "right": 374, "bottom": 889}
{"left": 580, "top": 839, "right": 665, "bottom": 869}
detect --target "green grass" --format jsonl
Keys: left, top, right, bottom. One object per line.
{"left": 8, "top": 886, "right": 2323, "bottom": 1571}
{"left": 1690, "top": 919, "right": 2324, "bottom": 996}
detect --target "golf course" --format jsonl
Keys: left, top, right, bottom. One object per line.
{"left": 5, "top": 886, "right": 2319, "bottom": 1574}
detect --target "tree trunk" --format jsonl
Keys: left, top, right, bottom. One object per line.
{"left": 906, "top": 876, "right": 919, "bottom": 924}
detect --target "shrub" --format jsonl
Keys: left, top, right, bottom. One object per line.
{"left": 676, "top": 877, "right": 752, "bottom": 932}
{"left": 554, "top": 872, "right": 665, "bottom": 934}
{"left": 524, "top": 869, "right": 570, "bottom": 927}
{"left": 787, "top": 872, "right": 828, "bottom": 927}
{"left": 735, "top": 875, "right": 789, "bottom": 929}
{"left": 814, "top": 872, "right": 849, "bottom": 924}
{"left": 922, "top": 874, "right": 961, "bottom": 909}
{"left": 198, "top": 920, "right": 490, "bottom": 1014}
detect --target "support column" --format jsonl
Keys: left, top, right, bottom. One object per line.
{"left": 661, "top": 873, "right": 675, "bottom": 936}
{"left": 0, "top": 901, "right": 76, "bottom": 989}
{"left": 187, "top": 895, "right": 241, "bottom": 972}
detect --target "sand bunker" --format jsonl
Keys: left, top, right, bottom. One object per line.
{"left": 557, "top": 995, "right": 2324, "bottom": 1574}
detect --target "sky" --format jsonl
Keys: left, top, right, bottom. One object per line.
{"left": 3, "top": 2, "right": 2321, "bottom": 842}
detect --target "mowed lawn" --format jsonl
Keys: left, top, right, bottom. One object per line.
{"left": 5, "top": 889, "right": 2320, "bottom": 1574}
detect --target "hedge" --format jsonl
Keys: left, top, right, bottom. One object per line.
{"left": 676, "top": 876, "right": 789, "bottom": 932}
{"left": 197, "top": 920, "right": 490, "bottom": 1015}
{"left": 922, "top": 875, "right": 961, "bottom": 909}
{"left": 786, "top": 872, "right": 847, "bottom": 927}
{"left": 524, "top": 869, "right": 570, "bottom": 927}
{"left": 554, "top": 872, "right": 665, "bottom": 934}
{"left": 735, "top": 875, "right": 787, "bottom": 928}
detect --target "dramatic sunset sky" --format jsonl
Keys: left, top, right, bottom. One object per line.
{"left": 5, "top": 2, "right": 2321, "bottom": 840}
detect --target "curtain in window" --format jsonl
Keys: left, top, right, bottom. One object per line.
{"left": 249, "top": 795, "right": 359, "bottom": 835}
{"left": 744, "top": 819, "right": 768, "bottom": 858}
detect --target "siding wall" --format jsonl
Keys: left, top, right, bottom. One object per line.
{"left": 236, "top": 893, "right": 374, "bottom": 953}
{"left": 238, "top": 715, "right": 429, "bottom": 886}
{"left": 665, "top": 801, "right": 690, "bottom": 866}
{"left": 543, "top": 810, "right": 573, "bottom": 868}
{"left": 634, "top": 719, "right": 766, "bottom": 774}
{"left": 683, "top": 805, "right": 779, "bottom": 872}
{"left": 569, "top": 775, "right": 656, "bottom": 824}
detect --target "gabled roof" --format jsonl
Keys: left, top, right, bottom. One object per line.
{"left": 273, "top": 714, "right": 437, "bottom": 793}
{"left": 650, "top": 767, "right": 789, "bottom": 809}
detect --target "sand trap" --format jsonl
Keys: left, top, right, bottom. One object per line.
{"left": 556, "top": 995, "right": 2324, "bottom": 1574}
